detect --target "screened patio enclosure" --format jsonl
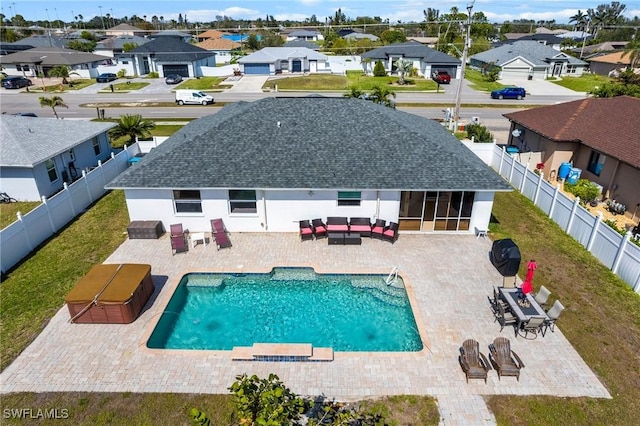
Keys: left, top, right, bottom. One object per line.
{"left": 398, "top": 191, "right": 475, "bottom": 232}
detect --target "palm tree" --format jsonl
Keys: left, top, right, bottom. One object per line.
{"left": 394, "top": 58, "right": 413, "bottom": 85}
{"left": 622, "top": 41, "right": 640, "bottom": 68}
{"left": 39, "top": 96, "right": 68, "bottom": 119}
{"left": 569, "top": 10, "right": 587, "bottom": 31}
{"left": 47, "top": 65, "right": 80, "bottom": 85}
{"left": 343, "top": 86, "right": 365, "bottom": 99}
{"left": 110, "top": 114, "right": 155, "bottom": 144}
{"left": 369, "top": 86, "right": 396, "bottom": 108}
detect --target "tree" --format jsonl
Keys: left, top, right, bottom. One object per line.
{"left": 343, "top": 86, "right": 365, "bottom": 99}
{"left": 110, "top": 114, "right": 155, "bottom": 144}
{"left": 122, "top": 42, "right": 138, "bottom": 52}
{"left": 380, "top": 29, "right": 406, "bottom": 44}
{"left": 394, "top": 58, "right": 413, "bottom": 85}
{"left": 466, "top": 123, "right": 494, "bottom": 143}
{"left": 67, "top": 39, "right": 96, "bottom": 52}
{"left": 369, "top": 86, "right": 396, "bottom": 108}
{"left": 569, "top": 10, "right": 588, "bottom": 32}
{"left": 39, "top": 96, "right": 68, "bottom": 119}
{"left": 622, "top": 40, "right": 640, "bottom": 68}
{"left": 47, "top": 66, "right": 79, "bottom": 84}
{"left": 246, "top": 34, "right": 260, "bottom": 50}
{"left": 373, "top": 60, "right": 387, "bottom": 77}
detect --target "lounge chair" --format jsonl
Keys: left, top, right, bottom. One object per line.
{"left": 542, "top": 300, "right": 565, "bottom": 336}
{"left": 170, "top": 223, "right": 184, "bottom": 237}
{"left": 349, "top": 217, "right": 372, "bottom": 237}
{"left": 520, "top": 316, "right": 546, "bottom": 339}
{"left": 170, "top": 233, "right": 187, "bottom": 255}
{"left": 312, "top": 218, "right": 327, "bottom": 239}
{"left": 371, "top": 219, "right": 386, "bottom": 240}
{"left": 210, "top": 218, "right": 232, "bottom": 250}
{"left": 381, "top": 222, "right": 399, "bottom": 243}
{"left": 534, "top": 285, "right": 551, "bottom": 308}
{"left": 299, "top": 220, "right": 314, "bottom": 241}
{"left": 458, "top": 339, "right": 491, "bottom": 383}
{"left": 489, "top": 337, "right": 524, "bottom": 381}
{"left": 326, "top": 217, "right": 349, "bottom": 233}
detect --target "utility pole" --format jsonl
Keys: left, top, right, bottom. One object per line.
{"left": 98, "top": 6, "right": 105, "bottom": 31}
{"left": 451, "top": 1, "right": 474, "bottom": 132}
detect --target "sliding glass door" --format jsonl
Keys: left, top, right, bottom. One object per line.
{"left": 399, "top": 191, "right": 474, "bottom": 232}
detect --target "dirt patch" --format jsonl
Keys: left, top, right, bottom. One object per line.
{"left": 559, "top": 186, "right": 638, "bottom": 231}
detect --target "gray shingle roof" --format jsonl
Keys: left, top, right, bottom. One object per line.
{"left": 0, "top": 116, "right": 116, "bottom": 167}
{"left": 282, "top": 40, "right": 320, "bottom": 50}
{"left": 96, "top": 36, "right": 150, "bottom": 50}
{"left": 129, "top": 37, "right": 214, "bottom": 62}
{"left": 471, "top": 41, "right": 587, "bottom": 66}
{"left": 106, "top": 97, "right": 509, "bottom": 192}
{"left": 239, "top": 47, "right": 327, "bottom": 64}
{"left": 361, "top": 41, "right": 460, "bottom": 64}
{"left": 0, "top": 47, "right": 110, "bottom": 66}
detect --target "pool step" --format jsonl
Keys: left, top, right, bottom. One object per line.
{"left": 231, "top": 343, "right": 333, "bottom": 362}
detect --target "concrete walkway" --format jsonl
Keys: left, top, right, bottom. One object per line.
{"left": 500, "top": 78, "right": 585, "bottom": 96}
{"left": 0, "top": 233, "right": 609, "bottom": 424}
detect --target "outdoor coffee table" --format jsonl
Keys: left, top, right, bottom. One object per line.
{"left": 191, "top": 232, "right": 207, "bottom": 248}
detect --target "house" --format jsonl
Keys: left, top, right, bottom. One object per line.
{"left": 406, "top": 37, "right": 439, "bottom": 48}
{"left": 0, "top": 116, "right": 116, "bottom": 201}
{"left": 94, "top": 35, "right": 150, "bottom": 58}
{"left": 0, "top": 47, "right": 114, "bottom": 79}
{"left": 503, "top": 96, "right": 640, "bottom": 208}
{"left": 282, "top": 40, "right": 320, "bottom": 51}
{"left": 105, "top": 23, "right": 146, "bottom": 37}
{"left": 286, "top": 30, "right": 324, "bottom": 42}
{"left": 195, "top": 29, "right": 225, "bottom": 42}
{"left": 494, "top": 34, "right": 565, "bottom": 51}
{"left": 571, "top": 41, "right": 629, "bottom": 57}
{"left": 105, "top": 97, "right": 511, "bottom": 234}
{"left": 586, "top": 51, "right": 634, "bottom": 76}
{"left": 126, "top": 37, "right": 216, "bottom": 77}
{"left": 151, "top": 30, "right": 192, "bottom": 43}
{"left": 238, "top": 47, "right": 329, "bottom": 75}
{"left": 195, "top": 38, "right": 241, "bottom": 64}
{"left": 470, "top": 40, "right": 587, "bottom": 80}
{"left": 2, "top": 35, "right": 68, "bottom": 50}
{"left": 344, "top": 33, "right": 380, "bottom": 42}
{"left": 360, "top": 41, "right": 461, "bottom": 78}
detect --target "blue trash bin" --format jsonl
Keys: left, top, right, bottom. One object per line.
{"left": 567, "top": 168, "right": 582, "bottom": 184}
{"left": 558, "top": 162, "right": 572, "bottom": 179}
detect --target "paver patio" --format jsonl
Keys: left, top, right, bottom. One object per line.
{"left": 0, "top": 233, "right": 610, "bottom": 424}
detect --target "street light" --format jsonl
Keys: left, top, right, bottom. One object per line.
{"left": 451, "top": 0, "right": 475, "bottom": 132}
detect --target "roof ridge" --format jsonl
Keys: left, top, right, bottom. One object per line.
{"left": 555, "top": 98, "right": 590, "bottom": 140}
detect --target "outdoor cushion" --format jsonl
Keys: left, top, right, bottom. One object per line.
{"left": 383, "top": 229, "right": 395, "bottom": 237}
{"left": 372, "top": 226, "right": 384, "bottom": 233}
{"left": 301, "top": 228, "right": 313, "bottom": 234}
{"left": 327, "top": 225, "right": 349, "bottom": 232}
{"left": 350, "top": 225, "right": 371, "bottom": 232}
{"left": 315, "top": 226, "right": 326, "bottom": 233}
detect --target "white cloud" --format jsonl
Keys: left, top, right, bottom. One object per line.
{"left": 299, "top": 0, "right": 322, "bottom": 5}
{"left": 174, "top": 8, "right": 263, "bottom": 22}
{"left": 274, "top": 13, "right": 314, "bottom": 21}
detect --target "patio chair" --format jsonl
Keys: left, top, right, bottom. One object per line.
{"left": 520, "top": 315, "right": 546, "bottom": 339}
{"left": 534, "top": 285, "right": 551, "bottom": 308}
{"left": 542, "top": 300, "right": 565, "bottom": 336}
{"left": 170, "top": 223, "right": 184, "bottom": 237}
{"left": 381, "top": 222, "right": 399, "bottom": 243}
{"left": 210, "top": 218, "right": 232, "bottom": 250}
{"left": 170, "top": 233, "right": 187, "bottom": 255}
{"left": 458, "top": 339, "right": 491, "bottom": 383}
{"left": 496, "top": 302, "right": 517, "bottom": 334}
{"left": 488, "top": 287, "right": 508, "bottom": 320}
{"left": 489, "top": 337, "right": 524, "bottom": 381}
{"left": 371, "top": 219, "right": 386, "bottom": 240}
{"left": 312, "top": 218, "right": 327, "bottom": 239}
{"left": 299, "top": 220, "right": 314, "bottom": 241}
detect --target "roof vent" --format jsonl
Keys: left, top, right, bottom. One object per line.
{"left": 277, "top": 121, "right": 281, "bottom": 128}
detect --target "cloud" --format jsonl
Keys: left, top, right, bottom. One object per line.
{"left": 172, "top": 8, "right": 263, "bottom": 22}
{"left": 274, "top": 13, "right": 315, "bottom": 21}
{"left": 299, "top": 0, "right": 322, "bottom": 5}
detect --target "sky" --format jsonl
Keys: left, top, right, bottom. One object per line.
{"left": 3, "top": 0, "right": 640, "bottom": 25}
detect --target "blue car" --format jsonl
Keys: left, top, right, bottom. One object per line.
{"left": 491, "top": 87, "right": 526, "bottom": 100}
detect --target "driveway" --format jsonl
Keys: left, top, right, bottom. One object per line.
{"left": 224, "top": 75, "right": 270, "bottom": 93}
{"left": 500, "top": 78, "right": 586, "bottom": 96}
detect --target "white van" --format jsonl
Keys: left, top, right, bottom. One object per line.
{"left": 175, "top": 90, "right": 214, "bottom": 105}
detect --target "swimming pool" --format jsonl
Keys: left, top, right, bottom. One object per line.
{"left": 147, "top": 267, "right": 423, "bottom": 352}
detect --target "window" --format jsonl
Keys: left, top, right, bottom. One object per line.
{"left": 45, "top": 158, "right": 58, "bottom": 182}
{"left": 17, "top": 64, "right": 29, "bottom": 72}
{"left": 173, "top": 190, "right": 202, "bottom": 213}
{"left": 337, "top": 191, "right": 361, "bottom": 206}
{"left": 92, "top": 137, "right": 101, "bottom": 156}
{"left": 229, "top": 190, "right": 257, "bottom": 213}
{"left": 587, "top": 150, "right": 606, "bottom": 176}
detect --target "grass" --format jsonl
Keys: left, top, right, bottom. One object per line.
{"left": 486, "top": 190, "right": 640, "bottom": 425}
{"left": 101, "top": 82, "right": 149, "bottom": 92}
{"left": 267, "top": 71, "right": 438, "bottom": 92}
{"left": 465, "top": 68, "right": 505, "bottom": 92}
{"left": 108, "top": 124, "right": 188, "bottom": 148}
{"left": 174, "top": 77, "right": 227, "bottom": 91}
{"left": 0, "top": 201, "right": 42, "bottom": 229}
{"left": 28, "top": 79, "right": 95, "bottom": 92}
{"left": 552, "top": 74, "right": 612, "bottom": 92}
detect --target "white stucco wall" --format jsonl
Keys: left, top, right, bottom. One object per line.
{"left": 469, "top": 191, "right": 495, "bottom": 232}
{"left": 0, "top": 167, "right": 40, "bottom": 201}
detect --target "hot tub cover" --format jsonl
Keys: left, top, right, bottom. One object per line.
{"left": 65, "top": 264, "right": 152, "bottom": 304}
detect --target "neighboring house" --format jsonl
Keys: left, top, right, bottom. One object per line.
{"left": 587, "top": 51, "right": 634, "bottom": 76}
{"left": 0, "top": 116, "right": 116, "bottom": 201}
{"left": 195, "top": 29, "right": 225, "bottom": 42}
{"left": 406, "top": 37, "right": 439, "bottom": 48}
{"left": 106, "top": 97, "right": 511, "bottom": 234}
{"left": 360, "top": 41, "right": 461, "bottom": 78}
{"left": 470, "top": 40, "right": 587, "bottom": 80}
{"left": 494, "top": 34, "right": 564, "bottom": 51}
{"left": 105, "top": 24, "right": 146, "bottom": 37}
{"left": 344, "top": 33, "right": 380, "bottom": 42}
{"left": 126, "top": 37, "right": 216, "bottom": 77}
{"left": 0, "top": 43, "right": 34, "bottom": 56}
{"left": 95, "top": 35, "right": 150, "bottom": 58}
{"left": 152, "top": 30, "right": 192, "bottom": 43}
{"left": 556, "top": 31, "right": 592, "bottom": 41}
{"left": 503, "top": 96, "right": 640, "bottom": 208}
{"left": 571, "top": 41, "right": 629, "bottom": 57}
{"left": 3, "top": 35, "right": 68, "bottom": 49}
{"left": 238, "top": 47, "right": 329, "bottom": 75}
{"left": 196, "top": 38, "right": 241, "bottom": 64}
{"left": 286, "top": 30, "right": 324, "bottom": 42}
{"left": 282, "top": 40, "right": 320, "bottom": 51}
{"left": 0, "top": 47, "right": 114, "bottom": 79}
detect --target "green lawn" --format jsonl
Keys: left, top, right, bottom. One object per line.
{"left": 267, "top": 71, "right": 438, "bottom": 92}
{"left": 552, "top": 74, "right": 612, "bottom": 92}
{"left": 174, "top": 77, "right": 227, "bottom": 91}
{"left": 28, "top": 79, "right": 95, "bottom": 92}
{"left": 0, "top": 201, "right": 42, "bottom": 229}
{"left": 109, "top": 123, "right": 188, "bottom": 148}
{"left": 101, "top": 82, "right": 149, "bottom": 92}
{"left": 464, "top": 68, "right": 505, "bottom": 92}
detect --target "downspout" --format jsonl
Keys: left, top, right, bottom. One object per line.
{"left": 261, "top": 190, "right": 268, "bottom": 231}
{"left": 375, "top": 191, "right": 381, "bottom": 219}
{"left": 604, "top": 159, "right": 621, "bottom": 200}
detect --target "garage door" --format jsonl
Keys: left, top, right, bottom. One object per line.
{"left": 162, "top": 65, "right": 189, "bottom": 77}
{"left": 243, "top": 63, "right": 270, "bottom": 75}
{"left": 501, "top": 68, "right": 529, "bottom": 80}
{"left": 432, "top": 66, "right": 457, "bottom": 79}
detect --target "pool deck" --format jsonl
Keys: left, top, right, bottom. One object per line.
{"left": 0, "top": 233, "right": 610, "bottom": 424}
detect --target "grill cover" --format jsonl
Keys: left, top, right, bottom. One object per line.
{"left": 490, "top": 239, "right": 521, "bottom": 277}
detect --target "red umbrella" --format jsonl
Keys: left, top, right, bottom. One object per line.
{"left": 525, "top": 259, "right": 537, "bottom": 284}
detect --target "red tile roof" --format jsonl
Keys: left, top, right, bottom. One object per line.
{"left": 503, "top": 96, "right": 640, "bottom": 168}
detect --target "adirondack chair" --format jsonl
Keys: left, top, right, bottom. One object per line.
{"left": 458, "top": 339, "right": 491, "bottom": 383}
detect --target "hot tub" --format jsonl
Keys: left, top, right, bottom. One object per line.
{"left": 65, "top": 263, "right": 154, "bottom": 324}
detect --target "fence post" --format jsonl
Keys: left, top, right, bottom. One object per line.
{"left": 64, "top": 182, "right": 76, "bottom": 217}
{"left": 519, "top": 165, "right": 528, "bottom": 193}
{"left": 508, "top": 154, "right": 515, "bottom": 184}
{"left": 587, "top": 212, "right": 603, "bottom": 251}
{"left": 42, "top": 195, "right": 56, "bottom": 233}
{"left": 566, "top": 197, "right": 580, "bottom": 233}
{"left": 549, "top": 184, "right": 560, "bottom": 218}
{"left": 82, "top": 170, "right": 93, "bottom": 203}
{"left": 498, "top": 147, "right": 506, "bottom": 177}
{"left": 533, "top": 171, "right": 543, "bottom": 205}
{"left": 612, "top": 232, "right": 631, "bottom": 274}
{"left": 17, "top": 212, "right": 34, "bottom": 252}
{"left": 98, "top": 160, "right": 106, "bottom": 187}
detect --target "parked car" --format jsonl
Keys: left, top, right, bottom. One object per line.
{"left": 432, "top": 71, "right": 451, "bottom": 84}
{"left": 11, "top": 112, "right": 38, "bottom": 117}
{"left": 165, "top": 74, "right": 183, "bottom": 84}
{"left": 2, "top": 76, "right": 33, "bottom": 89}
{"left": 175, "top": 90, "right": 214, "bottom": 105}
{"left": 491, "top": 87, "right": 526, "bottom": 100}
{"left": 96, "top": 73, "right": 117, "bottom": 83}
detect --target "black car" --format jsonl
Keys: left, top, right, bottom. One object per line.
{"left": 2, "top": 76, "right": 33, "bottom": 89}
{"left": 165, "top": 74, "right": 183, "bottom": 84}
{"left": 96, "top": 73, "right": 118, "bottom": 83}
{"left": 12, "top": 112, "right": 38, "bottom": 117}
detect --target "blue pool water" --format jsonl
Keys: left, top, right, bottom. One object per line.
{"left": 147, "top": 267, "right": 423, "bottom": 352}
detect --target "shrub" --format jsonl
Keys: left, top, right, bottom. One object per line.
{"left": 116, "top": 69, "right": 127, "bottom": 78}
{"left": 147, "top": 71, "right": 159, "bottom": 78}
{"left": 373, "top": 60, "right": 387, "bottom": 77}
{"left": 564, "top": 179, "right": 600, "bottom": 204}
{"left": 466, "top": 123, "right": 494, "bottom": 143}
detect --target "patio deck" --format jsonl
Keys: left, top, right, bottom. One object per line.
{"left": 0, "top": 233, "right": 610, "bottom": 424}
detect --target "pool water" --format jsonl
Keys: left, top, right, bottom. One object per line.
{"left": 147, "top": 267, "right": 423, "bottom": 352}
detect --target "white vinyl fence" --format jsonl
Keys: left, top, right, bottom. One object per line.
{"left": 0, "top": 144, "right": 141, "bottom": 274}
{"left": 481, "top": 143, "right": 640, "bottom": 293}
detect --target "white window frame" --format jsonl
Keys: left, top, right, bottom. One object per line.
{"left": 229, "top": 190, "right": 257, "bottom": 214}
{"left": 173, "top": 190, "right": 203, "bottom": 214}
{"left": 45, "top": 158, "right": 59, "bottom": 182}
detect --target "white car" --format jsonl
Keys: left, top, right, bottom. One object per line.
{"left": 175, "top": 90, "right": 214, "bottom": 105}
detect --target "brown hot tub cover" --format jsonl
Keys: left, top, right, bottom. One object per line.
{"left": 65, "top": 263, "right": 153, "bottom": 324}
